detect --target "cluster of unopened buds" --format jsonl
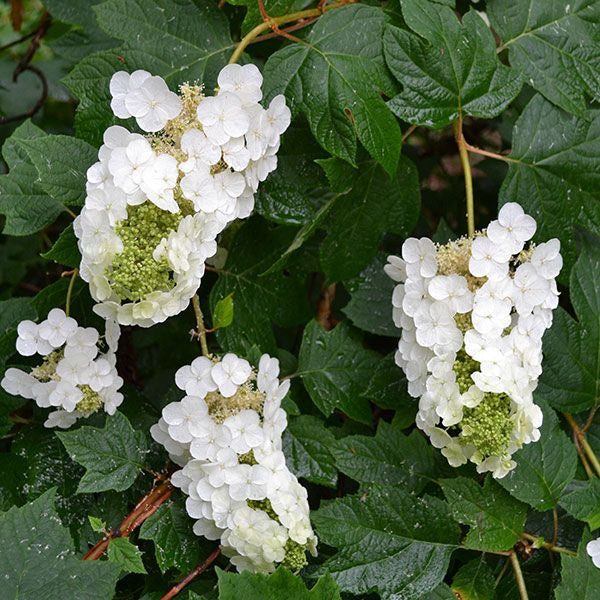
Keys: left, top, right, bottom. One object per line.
{"left": 75, "top": 64, "right": 290, "bottom": 327}
{"left": 151, "top": 353, "right": 317, "bottom": 573}
{"left": 0, "top": 309, "right": 123, "bottom": 428}
{"left": 386, "top": 203, "right": 562, "bottom": 478}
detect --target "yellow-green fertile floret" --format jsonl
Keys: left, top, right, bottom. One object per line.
{"left": 109, "top": 202, "right": 182, "bottom": 301}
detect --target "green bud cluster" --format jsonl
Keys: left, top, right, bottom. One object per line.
{"left": 281, "top": 538, "right": 308, "bottom": 571}
{"left": 75, "top": 384, "right": 104, "bottom": 414}
{"left": 459, "top": 393, "right": 513, "bottom": 459}
{"left": 238, "top": 450, "right": 257, "bottom": 465}
{"left": 109, "top": 202, "right": 183, "bottom": 301}
{"left": 247, "top": 498, "right": 278, "bottom": 521}
{"left": 453, "top": 350, "right": 480, "bottom": 394}
{"left": 246, "top": 497, "right": 309, "bottom": 570}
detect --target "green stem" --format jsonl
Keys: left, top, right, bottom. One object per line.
{"left": 192, "top": 295, "right": 210, "bottom": 358}
{"left": 65, "top": 269, "right": 78, "bottom": 317}
{"left": 228, "top": 2, "right": 347, "bottom": 64}
{"left": 521, "top": 533, "right": 577, "bottom": 556}
{"left": 454, "top": 119, "right": 475, "bottom": 237}
{"left": 564, "top": 413, "right": 600, "bottom": 478}
{"left": 509, "top": 552, "right": 529, "bottom": 600}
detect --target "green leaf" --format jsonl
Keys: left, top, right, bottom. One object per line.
{"left": 65, "top": 0, "right": 235, "bottom": 146}
{"left": 263, "top": 5, "right": 402, "bottom": 175}
{"left": 0, "top": 489, "right": 120, "bottom": 599}
{"left": 384, "top": 6, "right": 522, "bottom": 128}
{"left": 497, "top": 403, "right": 577, "bottom": 511}
{"left": 43, "top": 0, "right": 117, "bottom": 64}
{"left": 488, "top": 0, "right": 600, "bottom": 116}
{"left": 297, "top": 321, "right": 380, "bottom": 423}
{"left": 342, "top": 253, "right": 397, "bottom": 337}
{"left": 555, "top": 528, "right": 600, "bottom": 600}
{"left": 440, "top": 476, "right": 527, "bottom": 551}
{"left": 255, "top": 125, "right": 330, "bottom": 226}
{"left": 57, "top": 411, "right": 147, "bottom": 493}
{"left": 538, "top": 237, "right": 600, "bottom": 412}
{"left": 282, "top": 415, "right": 338, "bottom": 488}
{"left": 451, "top": 557, "right": 495, "bottom": 600}
{"left": 107, "top": 537, "right": 147, "bottom": 574}
{"left": 421, "top": 585, "right": 456, "bottom": 600}
{"left": 212, "top": 294, "right": 234, "bottom": 330}
{"left": 332, "top": 421, "right": 435, "bottom": 493}
{"left": 139, "top": 500, "right": 201, "bottom": 573}
{"left": 18, "top": 135, "right": 97, "bottom": 208}
{"left": 41, "top": 224, "right": 81, "bottom": 268}
{"left": 216, "top": 567, "right": 341, "bottom": 599}
{"left": 209, "top": 219, "right": 310, "bottom": 355}
{"left": 312, "top": 485, "right": 459, "bottom": 599}
{"left": 88, "top": 515, "right": 107, "bottom": 533}
{"left": 361, "top": 352, "right": 413, "bottom": 414}
{"left": 498, "top": 94, "right": 600, "bottom": 278}
{"left": 0, "top": 297, "right": 37, "bottom": 367}
{"left": 0, "top": 121, "right": 64, "bottom": 235}
{"left": 260, "top": 194, "right": 338, "bottom": 275}
{"left": 560, "top": 479, "right": 600, "bottom": 531}
{"left": 320, "top": 156, "right": 420, "bottom": 281}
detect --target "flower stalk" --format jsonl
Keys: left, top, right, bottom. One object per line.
{"left": 454, "top": 119, "right": 475, "bottom": 237}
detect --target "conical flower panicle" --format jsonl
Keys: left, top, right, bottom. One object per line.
{"left": 76, "top": 65, "right": 291, "bottom": 327}
{"left": 151, "top": 353, "right": 317, "bottom": 572}
{"left": 386, "top": 203, "right": 562, "bottom": 478}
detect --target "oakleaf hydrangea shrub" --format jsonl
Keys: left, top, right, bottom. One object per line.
{"left": 1, "top": 0, "right": 600, "bottom": 599}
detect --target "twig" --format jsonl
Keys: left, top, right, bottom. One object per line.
{"left": 454, "top": 118, "right": 475, "bottom": 237}
{"left": 402, "top": 124, "right": 417, "bottom": 143}
{"left": 257, "top": 0, "right": 303, "bottom": 43}
{"left": 461, "top": 139, "right": 518, "bottom": 163}
{"left": 64, "top": 269, "right": 79, "bottom": 317}
{"left": 551, "top": 507, "right": 558, "bottom": 548}
{"left": 228, "top": 1, "right": 349, "bottom": 64}
{"left": 160, "top": 547, "right": 221, "bottom": 599}
{"left": 0, "top": 29, "right": 35, "bottom": 52}
{"left": 565, "top": 413, "right": 600, "bottom": 478}
{"left": 582, "top": 406, "right": 598, "bottom": 434}
{"left": 0, "top": 12, "right": 51, "bottom": 125}
{"left": 250, "top": 17, "right": 318, "bottom": 44}
{"left": 316, "top": 283, "right": 336, "bottom": 330}
{"left": 521, "top": 532, "right": 577, "bottom": 556}
{"left": 509, "top": 552, "right": 529, "bottom": 600}
{"left": 495, "top": 557, "right": 510, "bottom": 587}
{"left": 191, "top": 295, "right": 210, "bottom": 357}
{"left": 83, "top": 481, "right": 172, "bottom": 560}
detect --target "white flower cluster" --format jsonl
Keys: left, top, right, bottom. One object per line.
{"left": 386, "top": 203, "right": 562, "bottom": 478}
{"left": 151, "top": 353, "right": 317, "bottom": 573}
{"left": 75, "top": 64, "right": 290, "bottom": 327}
{"left": 0, "top": 309, "right": 123, "bottom": 429}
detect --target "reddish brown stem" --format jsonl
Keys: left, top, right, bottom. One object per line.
{"left": 257, "top": 0, "right": 304, "bottom": 43}
{"left": 316, "top": 283, "right": 337, "bottom": 331}
{"left": 250, "top": 17, "right": 318, "bottom": 44}
{"left": 161, "top": 547, "right": 222, "bottom": 599}
{"left": 83, "top": 481, "right": 172, "bottom": 560}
